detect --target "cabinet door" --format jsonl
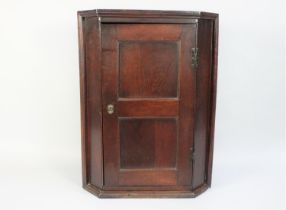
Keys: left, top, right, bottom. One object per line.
{"left": 102, "top": 24, "right": 197, "bottom": 187}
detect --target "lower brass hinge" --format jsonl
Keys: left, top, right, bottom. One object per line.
{"left": 189, "top": 147, "right": 195, "bottom": 162}
{"left": 191, "top": 47, "right": 199, "bottom": 69}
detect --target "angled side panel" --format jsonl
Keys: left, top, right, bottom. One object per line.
{"left": 78, "top": 13, "right": 88, "bottom": 186}
{"left": 192, "top": 18, "right": 215, "bottom": 189}
{"left": 207, "top": 15, "right": 219, "bottom": 186}
{"left": 78, "top": 13, "right": 103, "bottom": 188}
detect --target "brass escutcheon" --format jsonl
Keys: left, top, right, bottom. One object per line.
{"left": 107, "top": 104, "right": 114, "bottom": 114}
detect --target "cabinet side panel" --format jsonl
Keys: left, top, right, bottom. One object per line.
{"left": 81, "top": 16, "right": 103, "bottom": 187}
{"left": 78, "top": 14, "right": 88, "bottom": 186}
{"left": 192, "top": 19, "right": 213, "bottom": 189}
{"left": 207, "top": 16, "right": 219, "bottom": 186}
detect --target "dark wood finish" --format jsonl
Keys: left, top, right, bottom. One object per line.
{"left": 120, "top": 118, "right": 177, "bottom": 169}
{"left": 119, "top": 41, "right": 179, "bottom": 98}
{"left": 78, "top": 15, "right": 103, "bottom": 188}
{"left": 78, "top": 9, "right": 218, "bottom": 198}
{"left": 117, "top": 99, "right": 178, "bottom": 117}
{"left": 192, "top": 19, "right": 213, "bottom": 189}
{"left": 101, "top": 23, "right": 195, "bottom": 188}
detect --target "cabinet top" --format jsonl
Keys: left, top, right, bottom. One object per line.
{"left": 77, "top": 9, "right": 218, "bottom": 20}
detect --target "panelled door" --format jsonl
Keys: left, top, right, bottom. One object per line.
{"left": 102, "top": 23, "right": 197, "bottom": 187}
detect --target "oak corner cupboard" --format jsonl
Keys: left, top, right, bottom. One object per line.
{"left": 77, "top": 9, "right": 218, "bottom": 198}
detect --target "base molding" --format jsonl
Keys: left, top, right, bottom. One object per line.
{"left": 83, "top": 183, "right": 209, "bottom": 198}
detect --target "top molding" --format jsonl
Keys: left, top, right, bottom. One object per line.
{"left": 78, "top": 9, "right": 218, "bottom": 23}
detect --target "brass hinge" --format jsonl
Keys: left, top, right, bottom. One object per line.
{"left": 191, "top": 47, "right": 199, "bottom": 69}
{"left": 189, "top": 147, "right": 195, "bottom": 162}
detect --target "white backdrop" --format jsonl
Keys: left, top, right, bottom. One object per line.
{"left": 0, "top": 0, "right": 285, "bottom": 210}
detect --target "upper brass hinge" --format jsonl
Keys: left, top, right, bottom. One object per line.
{"left": 191, "top": 47, "right": 199, "bottom": 69}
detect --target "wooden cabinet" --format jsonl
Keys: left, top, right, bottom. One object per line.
{"left": 77, "top": 9, "right": 218, "bottom": 198}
